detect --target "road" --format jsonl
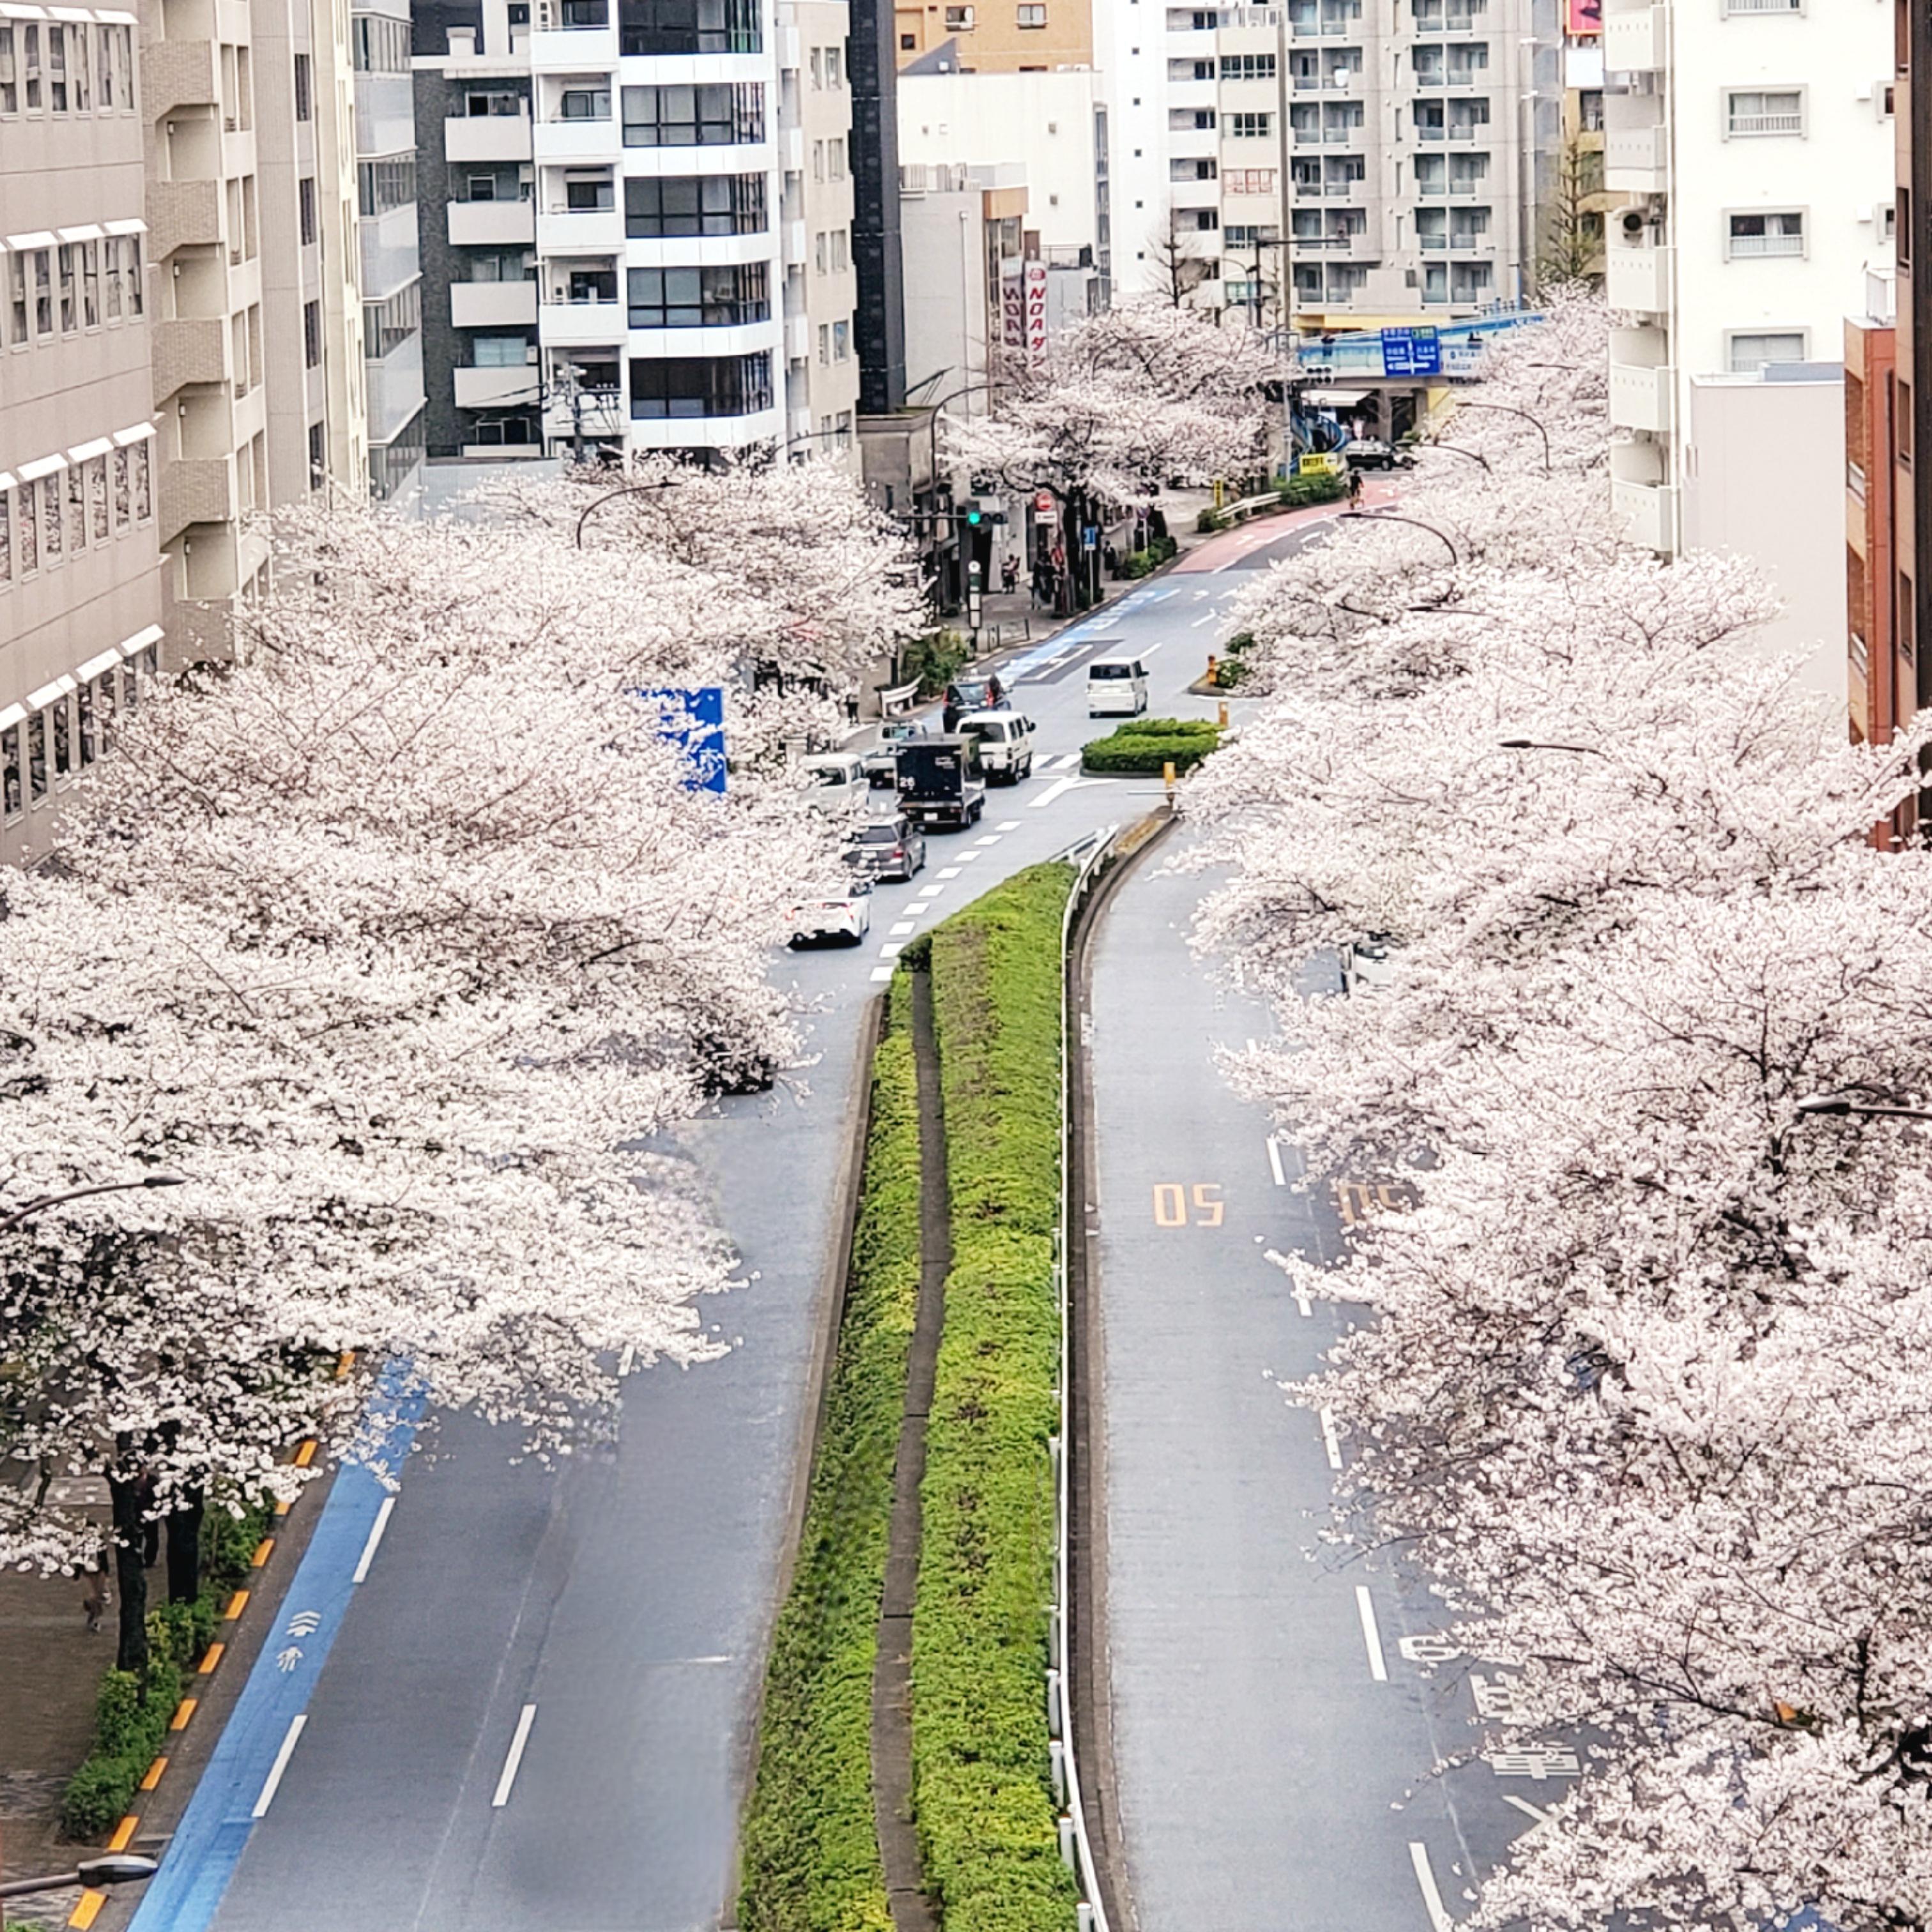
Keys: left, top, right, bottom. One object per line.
{"left": 1085, "top": 844, "right": 1566, "bottom": 1932}
{"left": 125, "top": 505, "right": 1354, "bottom": 1932}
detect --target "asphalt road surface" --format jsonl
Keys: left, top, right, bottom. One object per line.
{"left": 1087, "top": 843, "right": 1565, "bottom": 1932}
{"left": 129, "top": 511, "right": 1349, "bottom": 1932}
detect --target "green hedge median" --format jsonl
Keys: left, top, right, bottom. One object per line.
{"left": 1081, "top": 717, "right": 1223, "bottom": 776}
{"left": 917, "top": 864, "right": 1078, "bottom": 1932}
{"left": 739, "top": 976, "right": 919, "bottom": 1932}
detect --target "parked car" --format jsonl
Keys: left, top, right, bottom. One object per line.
{"left": 802, "top": 751, "right": 868, "bottom": 815}
{"left": 862, "top": 721, "right": 924, "bottom": 786}
{"left": 955, "top": 710, "right": 1036, "bottom": 783}
{"left": 846, "top": 814, "right": 928, "bottom": 882}
{"left": 942, "top": 673, "right": 1010, "bottom": 733}
{"left": 790, "top": 877, "right": 874, "bottom": 946}
{"left": 1341, "top": 438, "right": 1414, "bottom": 472}
{"left": 896, "top": 736, "right": 986, "bottom": 832}
{"left": 1087, "top": 656, "right": 1149, "bottom": 717}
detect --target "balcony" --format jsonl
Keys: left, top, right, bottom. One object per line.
{"left": 1611, "top": 475, "right": 1676, "bottom": 553}
{"left": 628, "top": 401, "right": 785, "bottom": 450}
{"left": 1604, "top": 1, "right": 1667, "bottom": 74}
{"left": 142, "top": 37, "right": 217, "bottom": 119}
{"left": 452, "top": 280, "right": 539, "bottom": 327}
{"left": 151, "top": 316, "right": 229, "bottom": 394}
{"left": 539, "top": 205, "right": 625, "bottom": 250}
{"left": 529, "top": 23, "right": 619, "bottom": 65}
{"left": 540, "top": 296, "right": 624, "bottom": 343}
{"left": 534, "top": 117, "right": 620, "bottom": 162}
{"left": 147, "top": 179, "right": 224, "bottom": 259}
{"left": 1604, "top": 111, "right": 1666, "bottom": 192}
{"left": 1608, "top": 358, "right": 1674, "bottom": 434}
{"left": 1606, "top": 237, "right": 1671, "bottom": 315}
{"left": 454, "top": 364, "right": 542, "bottom": 409}
{"left": 785, "top": 310, "right": 809, "bottom": 359}
{"left": 449, "top": 198, "right": 537, "bottom": 246}
{"left": 446, "top": 112, "right": 533, "bottom": 163}
{"left": 158, "top": 452, "right": 236, "bottom": 544}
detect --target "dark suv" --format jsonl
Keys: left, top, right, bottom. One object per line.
{"left": 845, "top": 814, "right": 928, "bottom": 883}
{"left": 942, "top": 674, "right": 1010, "bottom": 732}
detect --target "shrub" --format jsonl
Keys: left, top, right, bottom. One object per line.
{"left": 738, "top": 976, "right": 921, "bottom": 1932}
{"left": 1080, "top": 717, "right": 1223, "bottom": 776}
{"left": 917, "top": 865, "right": 1079, "bottom": 1932}
{"left": 61, "top": 1660, "right": 181, "bottom": 1839}
{"left": 1278, "top": 471, "right": 1349, "bottom": 508}
{"left": 1119, "top": 535, "right": 1179, "bottom": 578}
{"left": 903, "top": 631, "right": 974, "bottom": 698}
{"left": 1195, "top": 507, "right": 1229, "bottom": 535}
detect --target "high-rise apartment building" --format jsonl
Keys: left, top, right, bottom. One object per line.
{"left": 355, "top": 0, "right": 426, "bottom": 496}
{"left": 0, "top": 8, "right": 165, "bottom": 867}
{"left": 1602, "top": 0, "right": 1892, "bottom": 555}
{"left": 892, "top": 0, "right": 1091, "bottom": 74}
{"left": 1101, "top": 0, "right": 1545, "bottom": 328}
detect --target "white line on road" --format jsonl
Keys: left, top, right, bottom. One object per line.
{"left": 916, "top": 884, "right": 946, "bottom": 899}
{"left": 1408, "top": 1842, "right": 1454, "bottom": 1932}
{"left": 492, "top": 1703, "right": 538, "bottom": 1808}
{"left": 1502, "top": 1795, "right": 1556, "bottom": 1844}
{"left": 869, "top": 966, "right": 894, "bottom": 982}
{"left": 938, "top": 866, "right": 962, "bottom": 878}
{"left": 252, "top": 1714, "right": 307, "bottom": 1818}
{"left": 974, "top": 835, "right": 1002, "bottom": 847}
{"left": 1138, "top": 639, "right": 1165, "bottom": 655}
{"left": 880, "top": 942, "right": 905, "bottom": 958}
{"left": 1264, "top": 1248, "right": 1312, "bottom": 1316}
{"left": 1356, "top": 1586, "right": 1390, "bottom": 1682}
{"left": 1030, "top": 775, "right": 1090, "bottom": 810}
{"left": 1266, "top": 1135, "right": 1287, "bottom": 1187}
{"left": 352, "top": 1497, "right": 397, "bottom": 1583}
{"left": 1191, "top": 613, "right": 1217, "bottom": 627}
{"left": 997, "top": 820, "right": 1021, "bottom": 831}
{"left": 1319, "top": 1407, "right": 1343, "bottom": 1471}
{"left": 890, "top": 921, "right": 917, "bottom": 936}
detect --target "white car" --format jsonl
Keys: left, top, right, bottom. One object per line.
{"left": 955, "top": 710, "right": 1036, "bottom": 783}
{"left": 790, "top": 877, "right": 873, "bottom": 947}
{"left": 802, "top": 751, "right": 868, "bottom": 815}
{"left": 1087, "top": 656, "right": 1149, "bottom": 717}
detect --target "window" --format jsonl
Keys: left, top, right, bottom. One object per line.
{"left": 944, "top": 5, "right": 974, "bottom": 26}
{"left": 1901, "top": 378, "right": 1914, "bottom": 463}
{"left": 1220, "top": 52, "right": 1273, "bottom": 79}
{"left": 300, "top": 176, "right": 318, "bottom": 245}
{"left": 1229, "top": 111, "right": 1271, "bottom": 138}
{"left": 23, "top": 23, "right": 40, "bottom": 109}
{"left": 27, "top": 713, "right": 46, "bottom": 804}
{"left": 6, "top": 254, "right": 22, "bottom": 340}
{"left": 57, "top": 245, "right": 75, "bottom": 333}
{"left": 80, "top": 241, "right": 99, "bottom": 328}
{"left": 617, "top": 0, "right": 760, "bottom": 55}
{"left": 628, "top": 351, "right": 772, "bottom": 418}
{"left": 1017, "top": 3, "right": 1046, "bottom": 24}
{"left": 52, "top": 698, "right": 69, "bottom": 779}
{"left": 358, "top": 155, "right": 417, "bottom": 215}
{"left": 111, "top": 448, "right": 128, "bottom": 532}
{"left": 563, "top": 172, "right": 615, "bottom": 209}
{"left": 130, "top": 438, "right": 150, "bottom": 519}
{"left": 473, "top": 334, "right": 531, "bottom": 366}
{"left": 0, "top": 24, "right": 15, "bottom": 114}
{"left": 1726, "top": 88, "right": 1803, "bottom": 136}
{"left": 1223, "top": 168, "right": 1276, "bottom": 195}
{"left": 828, "top": 135, "right": 846, "bottom": 178}
{"left": 811, "top": 137, "right": 825, "bottom": 180}
{"left": 40, "top": 477, "right": 59, "bottom": 560}
{"left": 816, "top": 321, "right": 829, "bottom": 364}
{"left": 558, "top": 85, "right": 610, "bottom": 118}
{"left": 17, "top": 477, "right": 36, "bottom": 570}
{"left": 621, "top": 82, "right": 763, "bottom": 145}
{"left": 624, "top": 173, "right": 767, "bottom": 234}
{"left": 47, "top": 17, "right": 65, "bottom": 109}
{"left": 1727, "top": 210, "right": 1804, "bottom": 257}
{"left": 826, "top": 46, "right": 841, "bottom": 84}
{"left": 831, "top": 228, "right": 848, "bottom": 271}
{"left": 66, "top": 466, "right": 86, "bottom": 551}
{"left": 1728, "top": 328, "right": 1807, "bottom": 371}
{"left": 809, "top": 44, "right": 824, "bottom": 84}
{"left": 304, "top": 298, "right": 323, "bottom": 365}
{"left": 900, "top": 31, "right": 916, "bottom": 47}
{"left": 351, "top": 14, "right": 410, "bottom": 71}
{"left": 626, "top": 262, "right": 769, "bottom": 326}
{"left": 294, "top": 50, "right": 312, "bottom": 119}
{"left": 833, "top": 318, "right": 850, "bottom": 360}
{"left": 2, "top": 725, "right": 18, "bottom": 821}
{"left": 78, "top": 684, "right": 95, "bottom": 767}
{"left": 88, "top": 455, "right": 107, "bottom": 540}
{"left": 0, "top": 489, "right": 8, "bottom": 585}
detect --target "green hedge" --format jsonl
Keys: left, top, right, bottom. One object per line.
{"left": 1080, "top": 717, "right": 1223, "bottom": 776}
{"left": 917, "top": 864, "right": 1078, "bottom": 1932}
{"left": 739, "top": 976, "right": 921, "bottom": 1932}
{"left": 1119, "top": 535, "right": 1179, "bottom": 578}
{"left": 1278, "top": 471, "right": 1349, "bottom": 508}
{"left": 60, "top": 1492, "right": 274, "bottom": 1841}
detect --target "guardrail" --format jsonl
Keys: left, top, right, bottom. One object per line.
{"left": 1050, "top": 822, "right": 1120, "bottom": 1932}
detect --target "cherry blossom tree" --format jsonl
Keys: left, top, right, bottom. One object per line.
{"left": 1188, "top": 293, "right": 1932, "bottom": 1930}
{"left": 0, "top": 502, "right": 832, "bottom": 1664}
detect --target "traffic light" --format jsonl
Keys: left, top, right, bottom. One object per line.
{"left": 965, "top": 505, "right": 983, "bottom": 526}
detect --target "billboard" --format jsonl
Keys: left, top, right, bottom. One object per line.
{"left": 1565, "top": 0, "right": 1601, "bottom": 31}
{"left": 636, "top": 686, "right": 727, "bottom": 793}
{"left": 1379, "top": 326, "right": 1443, "bottom": 378}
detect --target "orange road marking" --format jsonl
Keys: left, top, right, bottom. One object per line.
{"left": 250, "top": 1537, "right": 274, "bottom": 1567}
{"left": 199, "top": 1642, "right": 224, "bottom": 1674}
{"left": 169, "top": 1698, "right": 197, "bottom": 1731}
{"left": 275, "top": 1498, "right": 292, "bottom": 1517}
{"left": 224, "top": 1590, "right": 249, "bottom": 1619}
{"left": 139, "top": 1756, "right": 168, "bottom": 1791}
{"left": 107, "top": 1816, "right": 139, "bottom": 1851}
{"left": 294, "top": 1439, "right": 318, "bottom": 1467}
{"left": 68, "top": 1889, "right": 105, "bottom": 1928}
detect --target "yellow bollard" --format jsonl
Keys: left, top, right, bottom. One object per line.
{"left": 1218, "top": 700, "right": 1229, "bottom": 728}
{"left": 1163, "top": 758, "right": 1177, "bottom": 806}
{"left": 1207, "top": 653, "right": 1218, "bottom": 683}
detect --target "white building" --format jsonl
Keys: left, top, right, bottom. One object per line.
{"left": 1602, "top": 0, "right": 1894, "bottom": 555}
{"left": 519, "top": 0, "right": 859, "bottom": 462}
{"left": 1100, "top": 0, "right": 1547, "bottom": 329}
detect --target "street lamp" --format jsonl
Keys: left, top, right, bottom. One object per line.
{"left": 1, "top": 1853, "right": 159, "bottom": 1901}
{"left": 1793, "top": 1094, "right": 1932, "bottom": 1124}
{"left": 1339, "top": 510, "right": 1460, "bottom": 567}
{"left": 1453, "top": 401, "right": 1552, "bottom": 475}
{"left": 0, "top": 1176, "right": 187, "bottom": 1234}
{"left": 1498, "top": 737, "right": 1610, "bottom": 759}
{"left": 573, "top": 477, "right": 686, "bottom": 549}
{"left": 1425, "top": 440, "right": 1493, "bottom": 476}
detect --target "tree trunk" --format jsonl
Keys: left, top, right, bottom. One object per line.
{"left": 107, "top": 1469, "right": 150, "bottom": 1675}
{"left": 165, "top": 1492, "right": 204, "bottom": 1604}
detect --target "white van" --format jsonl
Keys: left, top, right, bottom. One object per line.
{"left": 801, "top": 751, "right": 867, "bottom": 815}
{"left": 955, "top": 710, "right": 1036, "bottom": 783}
{"left": 1087, "top": 657, "right": 1149, "bottom": 717}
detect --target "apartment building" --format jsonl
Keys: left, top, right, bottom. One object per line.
{"left": 1845, "top": 264, "right": 1897, "bottom": 763}
{"left": 1101, "top": 0, "right": 1545, "bottom": 328}
{"left": 0, "top": 7, "right": 165, "bottom": 867}
{"left": 355, "top": 0, "right": 425, "bottom": 496}
{"left": 892, "top": 0, "right": 1090, "bottom": 73}
{"left": 1602, "top": 0, "right": 1893, "bottom": 555}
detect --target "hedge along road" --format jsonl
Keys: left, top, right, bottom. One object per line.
{"left": 1083, "top": 837, "right": 1554, "bottom": 1932}
{"left": 135, "top": 520, "right": 1327, "bottom": 1932}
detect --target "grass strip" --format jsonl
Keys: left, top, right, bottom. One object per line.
{"left": 739, "top": 974, "right": 920, "bottom": 1932}
{"left": 1081, "top": 717, "right": 1222, "bottom": 776}
{"left": 915, "top": 863, "right": 1079, "bottom": 1932}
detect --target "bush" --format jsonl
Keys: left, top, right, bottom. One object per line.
{"left": 61, "top": 1660, "right": 181, "bottom": 1839}
{"left": 1080, "top": 717, "right": 1223, "bottom": 776}
{"left": 1119, "top": 535, "right": 1179, "bottom": 578}
{"left": 902, "top": 631, "right": 974, "bottom": 699}
{"left": 1195, "top": 507, "right": 1229, "bottom": 535}
{"left": 738, "top": 976, "right": 921, "bottom": 1932}
{"left": 1278, "top": 471, "right": 1349, "bottom": 509}
{"left": 917, "top": 866, "right": 1079, "bottom": 1932}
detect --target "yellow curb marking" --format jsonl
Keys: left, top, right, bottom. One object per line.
{"left": 169, "top": 1697, "right": 197, "bottom": 1731}
{"left": 107, "top": 1816, "right": 139, "bottom": 1851}
{"left": 68, "top": 1889, "right": 105, "bottom": 1928}
{"left": 223, "top": 1589, "right": 249, "bottom": 1620}
{"left": 139, "top": 1755, "right": 168, "bottom": 1791}
{"left": 199, "top": 1641, "right": 224, "bottom": 1674}
{"left": 294, "top": 1439, "right": 318, "bottom": 1468}
{"left": 250, "top": 1538, "right": 274, "bottom": 1568}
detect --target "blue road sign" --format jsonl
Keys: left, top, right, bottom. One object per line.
{"left": 1379, "top": 326, "right": 1443, "bottom": 378}
{"left": 638, "top": 686, "right": 727, "bottom": 793}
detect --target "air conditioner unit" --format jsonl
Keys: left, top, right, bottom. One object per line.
{"left": 1404, "top": 268, "right": 1418, "bottom": 286}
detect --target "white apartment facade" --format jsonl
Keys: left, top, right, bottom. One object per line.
{"left": 1602, "top": 0, "right": 1894, "bottom": 554}
{"left": 518, "top": 0, "right": 858, "bottom": 462}
{"left": 1100, "top": 0, "right": 1545, "bottom": 328}
{"left": 0, "top": 4, "right": 165, "bottom": 867}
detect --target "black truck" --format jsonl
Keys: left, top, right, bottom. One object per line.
{"left": 895, "top": 736, "right": 986, "bottom": 832}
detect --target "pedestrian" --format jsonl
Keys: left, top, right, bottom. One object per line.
{"left": 1000, "top": 555, "right": 1018, "bottom": 595}
{"left": 82, "top": 1556, "right": 109, "bottom": 1634}
{"left": 1347, "top": 466, "right": 1363, "bottom": 507}
{"left": 843, "top": 691, "right": 861, "bottom": 728}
